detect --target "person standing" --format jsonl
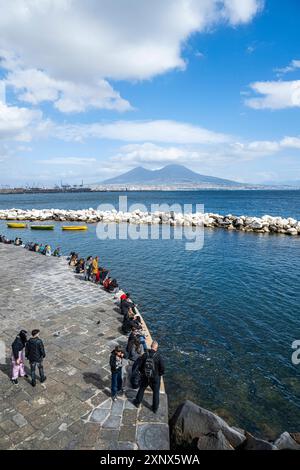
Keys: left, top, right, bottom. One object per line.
{"left": 109, "top": 345, "right": 124, "bottom": 401}
{"left": 84, "top": 256, "right": 93, "bottom": 281}
{"left": 25, "top": 329, "right": 46, "bottom": 387}
{"left": 133, "top": 341, "right": 165, "bottom": 413}
{"left": 92, "top": 256, "right": 99, "bottom": 282}
{"left": 11, "top": 330, "right": 28, "bottom": 385}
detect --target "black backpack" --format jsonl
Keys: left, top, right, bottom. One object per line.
{"left": 144, "top": 351, "right": 157, "bottom": 379}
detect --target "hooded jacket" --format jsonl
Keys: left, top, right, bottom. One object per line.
{"left": 11, "top": 336, "right": 26, "bottom": 361}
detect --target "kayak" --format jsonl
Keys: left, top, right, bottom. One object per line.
{"left": 7, "top": 223, "right": 27, "bottom": 229}
{"left": 62, "top": 226, "right": 88, "bottom": 231}
{"left": 30, "top": 225, "right": 55, "bottom": 230}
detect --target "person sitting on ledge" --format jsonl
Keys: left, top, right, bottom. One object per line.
{"left": 103, "top": 277, "right": 119, "bottom": 292}
{"left": 53, "top": 247, "right": 61, "bottom": 257}
{"left": 122, "top": 309, "right": 142, "bottom": 335}
{"left": 68, "top": 252, "right": 78, "bottom": 266}
{"left": 45, "top": 244, "right": 52, "bottom": 256}
{"left": 75, "top": 258, "right": 85, "bottom": 274}
{"left": 38, "top": 244, "right": 45, "bottom": 254}
{"left": 98, "top": 267, "right": 109, "bottom": 284}
{"left": 121, "top": 294, "right": 138, "bottom": 316}
{"left": 126, "top": 330, "right": 144, "bottom": 362}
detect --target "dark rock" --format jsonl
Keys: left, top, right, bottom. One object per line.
{"left": 237, "top": 432, "right": 277, "bottom": 450}
{"left": 197, "top": 430, "right": 234, "bottom": 450}
{"left": 170, "top": 400, "right": 245, "bottom": 449}
{"left": 275, "top": 432, "right": 300, "bottom": 450}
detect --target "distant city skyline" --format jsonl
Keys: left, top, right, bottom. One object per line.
{"left": 0, "top": 0, "right": 300, "bottom": 185}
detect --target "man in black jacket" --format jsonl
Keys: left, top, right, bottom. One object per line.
{"left": 25, "top": 329, "right": 46, "bottom": 387}
{"left": 133, "top": 341, "right": 165, "bottom": 413}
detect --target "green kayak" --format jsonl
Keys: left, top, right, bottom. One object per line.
{"left": 30, "top": 225, "right": 55, "bottom": 230}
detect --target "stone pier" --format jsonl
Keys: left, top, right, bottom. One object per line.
{"left": 0, "top": 243, "right": 169, "bottom": 450}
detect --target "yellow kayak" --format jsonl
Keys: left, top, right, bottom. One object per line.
{"left": 62, "top": 226, "right": 88, "bottom": 231}
{"left": 7, "top": 223, "right": 27, "bottom": 229}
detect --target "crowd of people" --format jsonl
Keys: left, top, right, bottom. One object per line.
{"left": 0, "top": 234, "right": 61, "bottom": 257}
{"left": 2, "top": 234, "right": 165, "bottom": 414}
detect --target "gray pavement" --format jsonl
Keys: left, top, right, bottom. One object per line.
{"left": 0, "top": 243, "right": 169, "bottom": 450}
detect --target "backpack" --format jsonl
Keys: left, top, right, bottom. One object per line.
{"left": 144, "top": 351, "right": 157, "bottom": 379}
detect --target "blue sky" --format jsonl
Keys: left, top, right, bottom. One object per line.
{"left": 0, "top": 0, "right": 300, "bottom": 185}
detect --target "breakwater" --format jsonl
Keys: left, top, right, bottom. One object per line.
{"left": 0, "top": 243, "right": 169, "bottom": 450}
{"left": 1, "top": 208, "right": 300, "bottom": 235}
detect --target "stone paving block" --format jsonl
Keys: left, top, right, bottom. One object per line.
{"left": 102, "top": 414, "right": 122, "bottom": 430}
{"left": 118, "top": 425, "right": 137, "bottom": 443}
{"left": 136, "top": 423, "right": 170, "bottom": 450}
{"left": 0, "top": 419, "right": 19, "bottom": 435}
{"left": 11, "top": 412, "right": 28, "bottom": 428}
{"left": 137, "top": 394, "right": 168, "bottom": 424}
{"left": 9, "top": 423, "right": 36, "bottom": 445}
{"left": 0, "top": 434, "right": 14, "bottom": 450}
{"left": 89, "top": 408, "right": 110, "bottom": 424}
{"left": 111, "top": 398, "right": 125, "bottom": 416}
{"left": 122, "top": 409, "right": 138, "bottom": 426}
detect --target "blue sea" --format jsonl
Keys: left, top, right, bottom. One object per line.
{"left": 1, "top": 190, "right": 300, "bottom": 438}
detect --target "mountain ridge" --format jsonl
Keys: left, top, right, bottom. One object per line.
{"left": 100, "top": 164, "right": 243, "bottom": 187}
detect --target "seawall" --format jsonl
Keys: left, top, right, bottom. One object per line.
{"left": 1, "top": 208, "right": 300, "bottom": 235}
{"left": 0, "top": 243, "right": 169, "bottom": 450}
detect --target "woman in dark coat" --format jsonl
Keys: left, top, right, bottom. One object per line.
{"left": 11, "top": 330, "right": 28, "bottom": 384}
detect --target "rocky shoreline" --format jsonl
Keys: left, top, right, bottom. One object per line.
{"left": 170, "top": 401, "right": 300, "bottom": 451}
{"left": 0, "top": 208, "right": 300, "bottom": 236}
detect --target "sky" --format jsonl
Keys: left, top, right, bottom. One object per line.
{"left": 0, "top": 0, "right": 300, "bottom": 186}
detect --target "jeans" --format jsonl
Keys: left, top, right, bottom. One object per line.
{"left": 135, "top": 376, "right": 161, "bottom": 412}
{"left": 111, "top": 368, "right": 123, "bottom": 398}
{"left": 139, "top": 336, "right": 147, "bottom": 352}
{"left": 30, "top": 361, "right": 45, "bottom": 383}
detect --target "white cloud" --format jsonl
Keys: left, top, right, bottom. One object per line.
{"left": 110, "top": 143, "right": 203, "bottom": 165}
{"left": 0, "top": 100, "right": 41, "bottom": 141}
{"left": 51, "top": 119, "right": 232, "bottom": 144}
{"left": 0, "top": 0, "right": 262, "bottom": 87}
{"left": 280, "top": 136, "right": 300, "bottom": 149}
{"left": 0, "top": 1, "right": 262, "bottom": 116}
{"left": 38, "top": 157, "right": 97, "bottom": 166}
{"left": 108, "top": 135, "right": 300, "bottom": 170}
{"left": 222, "top": 0, "right": 263, "bottom": 25}
{"left": 275, "top": 59, "right": 300, "bottom": 75}
{"left": 3, "top": 58, "right": 131, "bottom": 113}
{"left": 245, "top": 80, "right": 300, "bottom": 109}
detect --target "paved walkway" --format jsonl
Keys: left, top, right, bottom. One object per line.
{"left": 0, "top": 243, "right": 169, "bottom": 450}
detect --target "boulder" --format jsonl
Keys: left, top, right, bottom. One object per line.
{"left": 250, "top": 221, "right": 263, "bottom": 230}
{"left": 275, "top": 432, "right": 300, "bottom": 450}
{"left": 170, "top": 400, "right": 246, "bottom": 450}
{"left": 197, "top": 430, "right": 234, "bottom": 450}
{"left": 237, "top": 432, "right": 277, "bottom": 450}
{"left": 287, "top": 228, "right": 298, "bottom": 236}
